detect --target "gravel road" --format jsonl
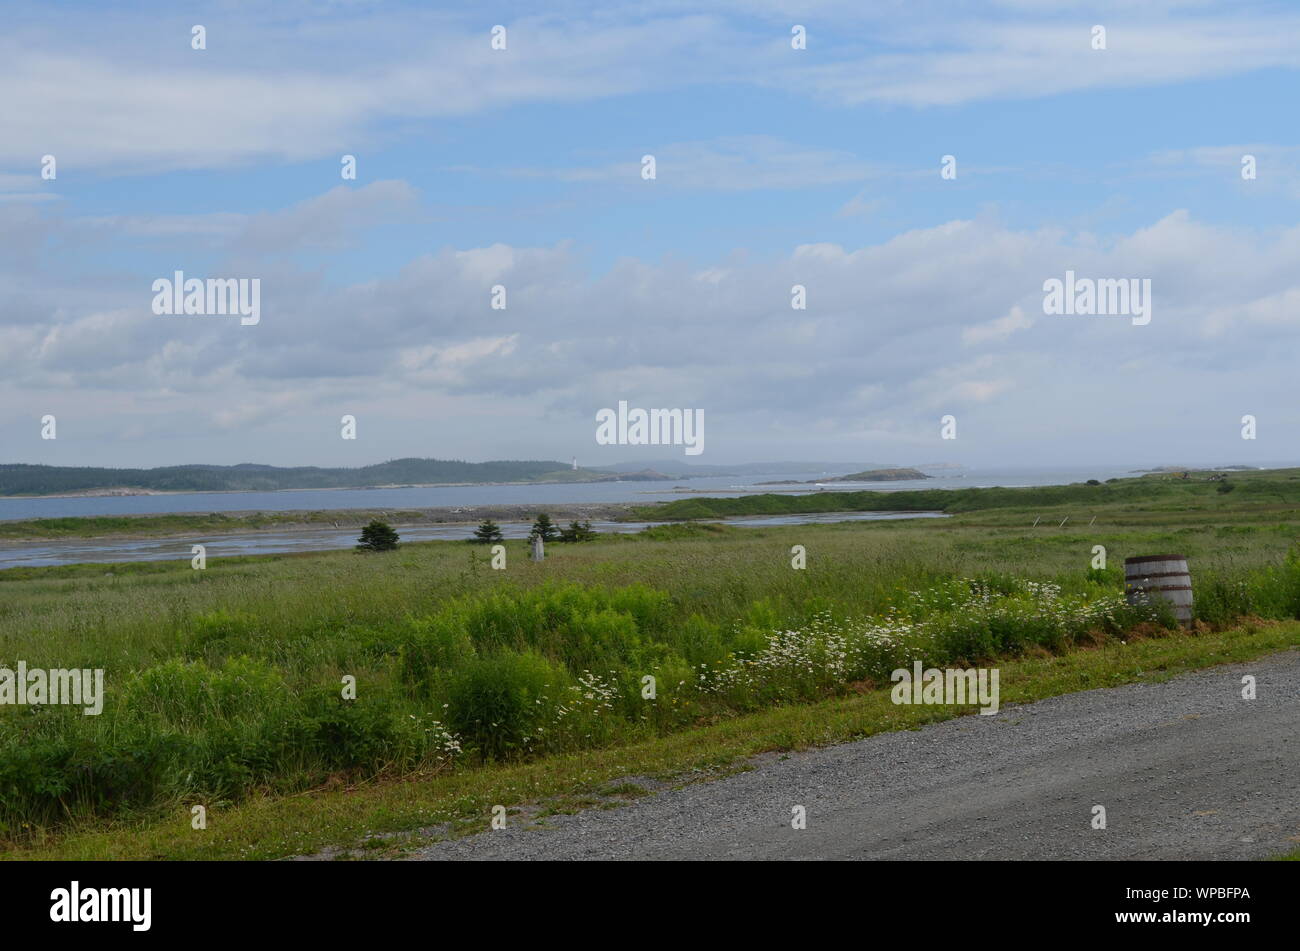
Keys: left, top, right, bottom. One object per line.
{"left": 408, "top": 649, "right": 1300, "bottom": 860}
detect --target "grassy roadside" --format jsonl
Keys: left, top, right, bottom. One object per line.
{"left": 8, "top": 618, "right": 1295, "bottom": 862}
{"left": 4, "top": 497, "right": 1299, "bottom": 842}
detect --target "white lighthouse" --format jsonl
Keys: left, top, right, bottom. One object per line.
{"left": 572, "top": 457, "right": 578, "bottom": 470}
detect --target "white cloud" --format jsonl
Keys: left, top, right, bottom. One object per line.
{"left": 1142, "top": 145, "right": 1300, "bottom": 199}
{"left": 486, "top": 137, "right": 880, "bottom": 191}
{"left": 837, "top": 191, "right": 882, "bottom": 219}
{"left": 785, "top": 18, "right": 1300, "bottom": 107}
{"left": 964, "top": 305, "right": 1034, "bottom": 345}
{"left": 3, "top": 4, "right": 1296, "bottom": 178}
{"left": 3, "top": 186, "right": 1299, "bottom": 465}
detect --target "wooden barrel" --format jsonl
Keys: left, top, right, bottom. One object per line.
{"left": 1124, "top": 554, "right": 1193, "bottom": 625}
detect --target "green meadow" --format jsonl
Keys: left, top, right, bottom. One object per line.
{"left": 2, "top": 468, "right": 1299, "bottom": 857}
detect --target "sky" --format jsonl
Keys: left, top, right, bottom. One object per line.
{"left": 2, "top": 0, "right": 1298, "bottom": 470}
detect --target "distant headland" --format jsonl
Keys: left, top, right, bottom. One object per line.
{"left": 756, "top": 467, "right": 932, "bottom": 485}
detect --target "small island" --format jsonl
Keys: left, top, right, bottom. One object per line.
{"left": 757, "top": 467, "right": 931, "bottom": 485}
{"left": 1133, "top": 465, "right": 1259, "bottom": 474}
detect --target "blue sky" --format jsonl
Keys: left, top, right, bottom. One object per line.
{"left": 3, "top": 1, "right": 1299, "bottom": 468}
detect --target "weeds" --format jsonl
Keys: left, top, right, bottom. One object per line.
{"left": 4, "top": 512, "right": 1300, "bottom": 840}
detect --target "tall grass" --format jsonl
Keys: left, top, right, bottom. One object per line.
{"left": 3, "top": 507, "right": 1300, "bottom": 839}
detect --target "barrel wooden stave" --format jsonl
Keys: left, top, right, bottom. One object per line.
{"left": 1124, "top": 554, "right": 1193, "bottom": 624}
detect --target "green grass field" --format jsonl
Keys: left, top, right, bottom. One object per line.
{"left": 2, "top": 468, "right": 1299, "bottom": 858}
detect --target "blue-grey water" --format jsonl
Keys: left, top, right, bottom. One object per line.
{"left": 0, "top": 465, "right": 1141, "bottom": 522}
{"left": 0, "top": 511, "right": 949, "bottom": 569}
{"left": 0, "top": 464, "right": 1154, "bottom": 569}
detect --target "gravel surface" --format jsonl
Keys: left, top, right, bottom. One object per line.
{"left": 407, "top": 649, "right": 1300, "bottom": 861}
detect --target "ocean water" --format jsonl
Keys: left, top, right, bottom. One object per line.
{"left": 0, "top": 464, "right": 1142, "bottom": 522}
{"left": 0, "top": 510, "right": 950, "bottom": 569}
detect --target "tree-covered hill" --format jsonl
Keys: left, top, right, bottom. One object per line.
{"left": 0, "top": 458, "right": 590, "bottom": 496}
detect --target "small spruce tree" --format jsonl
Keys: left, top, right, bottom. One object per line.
{"left": 529, "top": 513, "right": 560, "bottom": 543}
{"left": 472, "top": 519, "right": 504, "bottom": 543}
{"left": 559, "top": 519, "right": 598, "bottom": 542}
{"left": 356, "top": 519, "right": 400, "bottom": 552}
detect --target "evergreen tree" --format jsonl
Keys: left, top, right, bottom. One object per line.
{"left": 559, "top": 519, "right": 598, "bottom": 542}
{"left": 356, "top": 519, "right": 400, "bottom": 552}
{"left": 472, "top": 519, "right": 504, "bottom": 543}
{"left": 529, "top": 513, "right": 560, "bottom": 542}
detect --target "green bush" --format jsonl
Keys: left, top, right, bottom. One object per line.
{"left": 1085, "top": 565, "right": 1122, "bottom": 587}
{"left": 674, "top": 614, "right": 729, "bottom": 666}
{"left": 5, "top": 532, "right": 1296, "bottom": 837}
{"left": 184, "top": 609, "right": 265, "bottom": 659}
{"left": 1197, "top": 547, "right": 1300, "bottom": 623}
{"left": 356, "top": 520, "right": 400, "bottom": 552}
{"left": 304, "top": 687, "right": 429, "bottom": 770}
{"left": 0, "top": 722, "right": 185, "bottom": 832}
{"left": 120, "top": 656, "right": 312, "bottom": 799}
{"left": 396, "top": 614, "right": 476, "bottom": 692}
{"left": 123, "top": 656, "right": 290, "bottom": 726}
{"left": 446, "top": 650, "right": 571, "bottom": 761}
{"left": 1193, "top": 573, "right": 1256, "bottom": 627}
{"left": 409, "top": 583, "right": 670, "bottom": 671}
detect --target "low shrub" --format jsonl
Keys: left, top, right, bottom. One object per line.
{"left": 446, "top": 650, "right": 571, "bottom": 761}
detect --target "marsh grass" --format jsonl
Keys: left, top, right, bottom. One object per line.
{"left": 3, "top": 485, "right": 1300, "bottom": 841}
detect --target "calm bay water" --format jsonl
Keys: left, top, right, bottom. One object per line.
{"left": 0, "top": 465, "right": 1141, "bottom": 522}
{"left": 0, "top": 511, "right": 949, "bottom": 569}
{"left": 0, "top": 463, "right": 1142, "bottom": 569}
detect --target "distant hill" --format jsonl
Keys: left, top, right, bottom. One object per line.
{"left": 827, "top": 468, "right": 932, "bottom": 482}
{"left": 593, "top": 460, "right": 888, "bottom": 477}
{"left": 0, "top": 459, "right": 644, "bottom": 496}
{"left": 1134, "top": 465, "right": 1259, "bottom": 474}
{"left": 756, "top": 467, "right": 932, "bottom": 485}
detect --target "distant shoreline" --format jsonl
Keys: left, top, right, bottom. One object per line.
{"left": 8, "top": 461, "right": 1279, "bottom": 500}
{"left": 0, "top": 502, "right": 644, "bottom": 544}
{"left": 0, "top": 477, "right": 676, "bottom": 501}
{"left": 3, "top": 464, "right": 1298, "bottom": 545}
